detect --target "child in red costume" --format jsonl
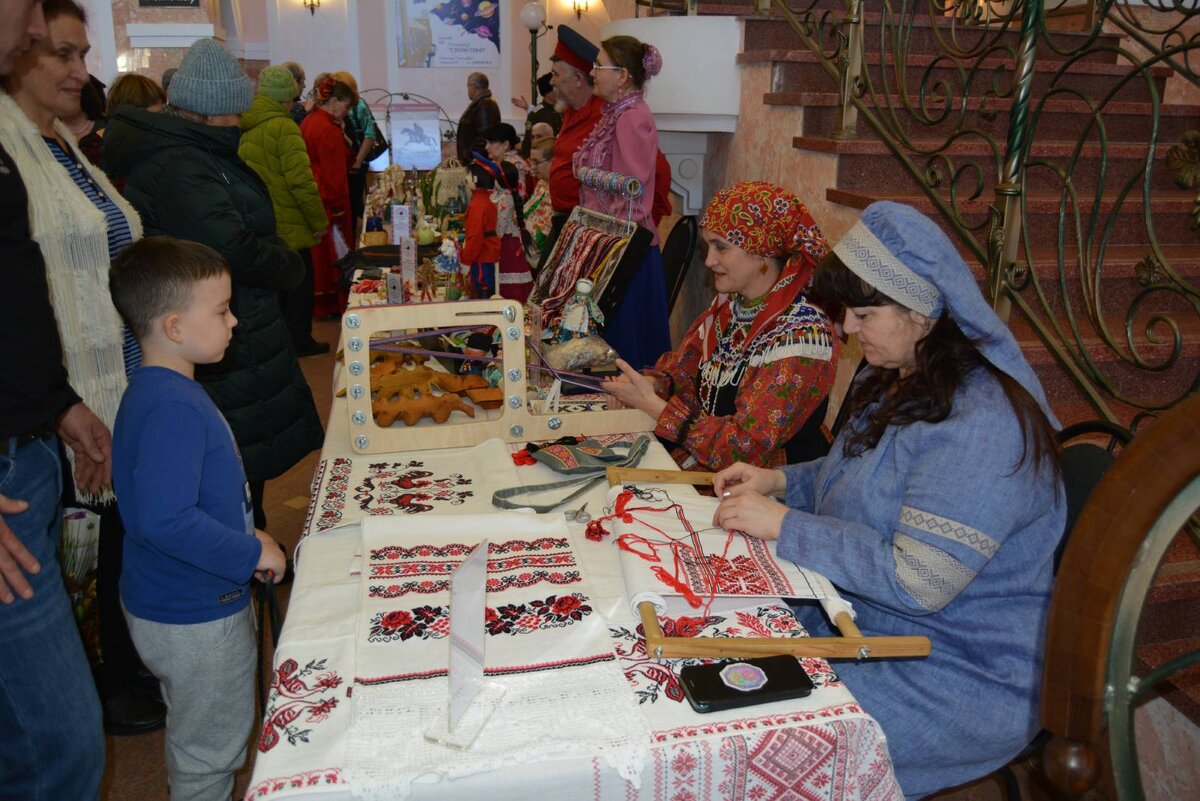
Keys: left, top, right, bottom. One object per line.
{"left": 461, "top": 162, "right": 501, "bottom": 298}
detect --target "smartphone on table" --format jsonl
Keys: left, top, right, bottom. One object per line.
{"left": 679, "top": 655, "right": 815, "bottom": 714}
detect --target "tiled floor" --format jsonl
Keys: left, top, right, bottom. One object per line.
{"left": 98, "top": 318, "right": 1075, "bottom": 801}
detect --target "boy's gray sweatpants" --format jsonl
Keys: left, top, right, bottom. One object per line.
{"left": 125, "top": 604, "right": 256, "bottom": 801}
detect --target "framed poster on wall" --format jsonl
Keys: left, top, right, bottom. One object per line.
{"left": 397, "top": 0, "right": 501, "bottom": 69}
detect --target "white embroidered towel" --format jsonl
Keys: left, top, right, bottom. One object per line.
{"left": 305, "top": 437, "right": 521, "bottom": 535}
{"left": 603, "top": 485, "right": 857, "bottom": 624}
{"left": 345, "top": 512, "right": 650, "bottom": 800}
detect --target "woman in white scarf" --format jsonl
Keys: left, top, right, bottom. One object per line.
{"left": 0, "top": 0, "right": 162, "bottom": 737}
{"left": 0, "top": 1, "right": 142, "bottom": 504}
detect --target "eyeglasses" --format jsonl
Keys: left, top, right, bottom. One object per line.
{"left": 592, "top": 63, "right": 624, "bottom": 72}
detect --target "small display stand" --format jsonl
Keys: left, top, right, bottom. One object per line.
{"left": 423, "top": 540, "right": 506, "bottom": 748}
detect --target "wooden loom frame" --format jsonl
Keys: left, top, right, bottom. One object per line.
{"left": 606, "top": 467, "right": 932, "bottom": 661}
{"left": 342, "top": 298, "right": 655, "bottom": 453}
{"left": 528, "top": 205, "right": 650, "bottom": 321}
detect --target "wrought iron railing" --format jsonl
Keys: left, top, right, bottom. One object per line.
{"left": 758, "top": 4, "right": 1200, "bottom": 798}
{"left": 764, "top": 0, "right": 1200, "bottom": 427}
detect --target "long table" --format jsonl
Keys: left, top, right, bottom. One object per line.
{"left": 244, "top": 360, "right": 904, "bottom": 801}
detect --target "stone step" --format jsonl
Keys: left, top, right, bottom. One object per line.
{"left": 825, "top": 186, "right": 1200, "bottom": 247}
{"left": 751, "top": 48, "right": 1167, "bottom": 105}
{"left": 795, "top": 135, "right": 1183, "bottom": 195}
{"left": 774, "top": 90, "right": 1200, "bottom": 149}
{"left": 743, "top": 12, "right": 1122, "bottom": 60}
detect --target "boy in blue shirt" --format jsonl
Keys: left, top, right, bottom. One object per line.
{"left": 109, "top": 236, "right": 286, "bottom": 801}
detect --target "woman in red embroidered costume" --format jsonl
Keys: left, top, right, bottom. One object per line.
{"left": 603, "top": 182, "right": 838, "bottom": 470}
{"left": 300, "top": 77, "right": 355, "bottom": 316}
{"left": 572, "top": 35, "right": 671, "bottom": 369}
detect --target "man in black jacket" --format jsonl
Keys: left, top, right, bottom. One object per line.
{"left": 456, "top": 71, "right": 501, "bottom": 162}
{"left": 0, "top": 0, "right": 107, "bottom": 796}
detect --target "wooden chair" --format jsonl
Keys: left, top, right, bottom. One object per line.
{"left": 1000, "top": 395, "right": 1200, "bottom": 799}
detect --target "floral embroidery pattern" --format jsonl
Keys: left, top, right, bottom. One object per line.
{"left": 368, "top": 537, "right": 569, "bottom": 561}
{"left": 257, "top": 658, "right": 343, "bottom": 753}
{"left": 355, "top": 460, "right": 474, "bottom": 515}
{"left": 366, "top": 537, "right": 581, "bottom": 596}
{"left": 309, "top": 458, "right": 351, "bottom": 532}
{"left": 368, "top": 568, "right": 582, "bottom": 598}
{"left": 366, "top": 593, "right": 594, "bottom": 643}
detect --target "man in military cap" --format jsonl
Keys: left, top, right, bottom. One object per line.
{"left": 538, "top": 24, "right": 607, "bottom": 268}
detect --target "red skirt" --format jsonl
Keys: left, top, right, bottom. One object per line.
{"left": 312, "top": 218, "right": 352, "bottom": 317}
{"left": 497, "top": 235, "right": 532, "bottom": 304}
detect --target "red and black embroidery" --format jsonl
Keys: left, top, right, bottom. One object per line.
{"left": 368, "top": 536, "right": 569, "bottom": 562}
{"left": 368, "top": 569, "right": 582, "bottom": 598}
{"left": 367, "top": 593, "right": 594, "bottom": 643}
{"left": 311, "top": 458, "right": 352, "bottom": 532}
{"left": 258, "top": 658, "right": 343, "bottom": 753}
{"left": 355, "top": 461, "right": 474, "bottom": 515}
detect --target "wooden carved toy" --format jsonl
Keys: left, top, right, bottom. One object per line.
{"left": 431, "top": 373, "right": 489, "bottom": 394}
{"left": 465, "top": 386, "right": 503, "bottom": 410}
{"left": 374, "top": 393, "right": 476, "bottom": 426}
{"left": 374, "top": 365, "right": 436, "bottom": 400}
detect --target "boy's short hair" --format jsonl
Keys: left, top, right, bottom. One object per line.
{"left": 110, "top": 237, "right": 229, "bottom": 340}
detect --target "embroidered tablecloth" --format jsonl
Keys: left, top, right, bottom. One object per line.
{"left": 247, "top": 379, "right": 903, "bottom": 801}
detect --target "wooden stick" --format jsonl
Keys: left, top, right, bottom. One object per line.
{"left": 833, "top": 611, "right": 862, "bottom": 638}
{"left": 607, "top": 467, "right": 715, "bottom": 487}
{"left": 637, "top": 602, "right": 931, "bottom": 660}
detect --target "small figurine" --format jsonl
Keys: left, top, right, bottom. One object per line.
{"left": 556, "top": 279, "right": 604, "bottom": 343}
{"left": 433, "top": 237, "right": 460, "bottom": 275}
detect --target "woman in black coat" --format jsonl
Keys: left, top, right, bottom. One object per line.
{"left": 104, "top": 40, "right": 322, "bottom": 526}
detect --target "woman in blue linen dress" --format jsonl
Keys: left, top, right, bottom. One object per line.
{"left": 711, "top": 201, "right": 1066, "bottom": 799}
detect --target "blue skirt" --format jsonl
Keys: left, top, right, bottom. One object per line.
{"left": 603, "top": 245, "right": 671, "bottom": 371}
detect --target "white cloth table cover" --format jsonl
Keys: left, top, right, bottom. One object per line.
{"left": 246, "top": 374, "right": 903, "bottom": 801}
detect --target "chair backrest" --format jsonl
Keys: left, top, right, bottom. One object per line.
{"left": 1054, "top": 421, "right": 1132, "bottom": 572}
{"left": 1040, "top": 401, "right": 1199, "bottom": 797}
{"left": 660, "top": 215, "right": 698, "bottom": 315}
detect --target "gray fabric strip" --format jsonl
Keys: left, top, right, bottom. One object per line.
{"left": 492, "top": 435, "right": 651, "bottom": 514}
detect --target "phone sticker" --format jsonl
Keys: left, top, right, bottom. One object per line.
{"left": 719, "top": 662, "right": 768, "bottom": 693}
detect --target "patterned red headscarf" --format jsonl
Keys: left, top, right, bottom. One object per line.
{"left": 696, "top": 182, "right": 829, "bottom": 355}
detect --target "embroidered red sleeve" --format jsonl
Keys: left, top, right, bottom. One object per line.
{"left": 669, "top": 353, "right": 837, "bottom": 471}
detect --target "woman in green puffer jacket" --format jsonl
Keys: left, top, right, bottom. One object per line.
{"left": 238, "top": 65, "right": 329, "bottom": 355}
{"left": 104, "top": 40, "right": 323, "bottom": 527}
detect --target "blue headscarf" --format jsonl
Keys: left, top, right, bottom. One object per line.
{"left": 832, "top": 201, "right": 1059, "bottom": 427}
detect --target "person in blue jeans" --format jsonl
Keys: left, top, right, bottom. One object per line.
{"left": 0, "top": 1, "right": 108, "bottom": 797}
{"left": 109, "top": 236, "right": 286, "bottom": 801}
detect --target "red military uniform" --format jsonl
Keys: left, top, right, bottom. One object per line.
{"left": 548, "top": 95, "right": 604, "bottom": 214}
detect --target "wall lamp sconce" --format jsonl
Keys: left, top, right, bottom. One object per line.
{"left": 572, "top": 0, "right": 587, "bottom": 19}
{"left": 304, "top": 0, "right": 320, "bottom": 15}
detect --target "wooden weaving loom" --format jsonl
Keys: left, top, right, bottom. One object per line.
{"left": 529, "top": 204, "right": 652, "bottom": 324}
{"left": 342, "top": 298, "right": 655, "bottom": 453}
{"left": 607, "top": 467, "right": 933, "bottom": 661}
